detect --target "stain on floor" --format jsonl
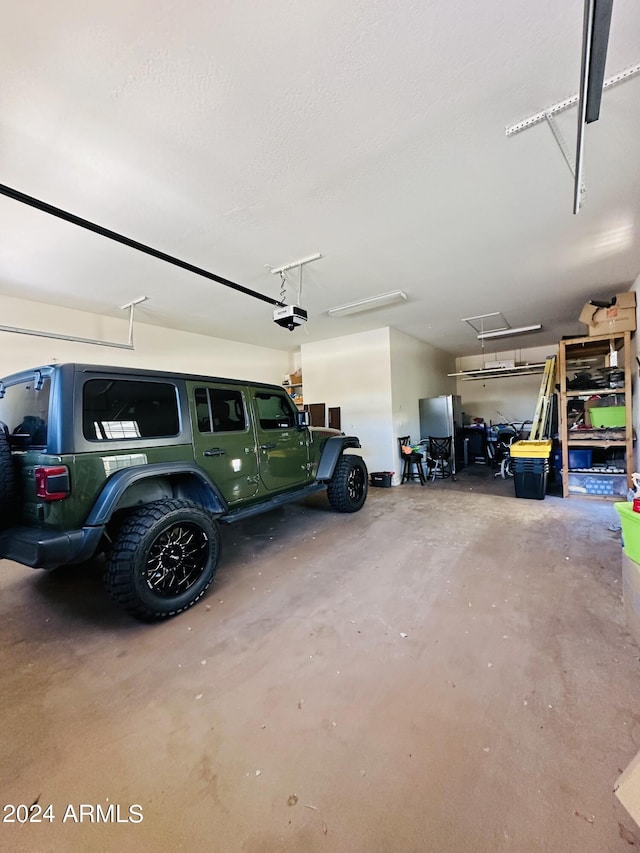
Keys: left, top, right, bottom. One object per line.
{"left": 1, "top": 471, "right": 638, "bottom": 851}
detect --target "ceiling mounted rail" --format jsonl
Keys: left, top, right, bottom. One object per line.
{"left": 505, "top": 3, "right": 639, "bottom": 217}
{"left": 0, "top": 296, "right": 148, "bottom": 350}
{"left": 505, "top": 61, "right": 640, "bottom": 136}
{"left": 573, "top": 0, "right": 613, "bottom": 214}
{"left": 448, "top": 363, "right": 547, "bottom": 381}
{"left": 0, "top": 183, "right": 284, "bottom": 308}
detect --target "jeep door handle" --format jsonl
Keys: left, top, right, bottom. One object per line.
{"left": 260, "top": 443, "right": 276, "bottom": 450}
{"left": 203, "top": 447, "right": 226, "bottom": 457}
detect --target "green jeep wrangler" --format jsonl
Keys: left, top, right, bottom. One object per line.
{"left": 0, "top": 363, "right": 368, "bottom": 621}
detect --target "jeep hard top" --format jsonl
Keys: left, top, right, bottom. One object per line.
{"left": 0, "top": 363, "right": 368, "bottom": 620}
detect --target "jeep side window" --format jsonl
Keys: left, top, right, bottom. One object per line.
{"left": 0, "top": 377, "right": 50, "bottom": 448}
{"left": 194, "top": 387, "right": 246, "bottom": 433}
{"left": 255, "top": 391, "right": 296, "bottom": 430}
{"left": 83, "top": 379, "right": 179, "bottom": 440}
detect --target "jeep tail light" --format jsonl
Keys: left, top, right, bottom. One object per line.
{"left": 35, "top": 466, "right": 70, "bottom": 501}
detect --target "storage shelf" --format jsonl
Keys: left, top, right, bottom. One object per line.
{"left": 283, "top": 381, "right": 304, "bottom": 411}
{"left": 566, "top": 439, "right": 627, "bottom": 447}
{"left": 568, "top": 469, "right": 626, "bottom": 474}
{"left": 559, "top": 331, "right": 632, "bottom": 498}
{"left": 565, "top": 388, "right": 624, "bottom": 397}
{"left": 562, "top": 331, "right": 628, "bottom": 352}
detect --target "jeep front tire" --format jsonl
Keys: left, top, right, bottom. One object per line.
{"left": 327, "top": 454, "right": 368, "bottom": 513}
{"left": 104, "top": 498, "right": 220, "bottom": 621}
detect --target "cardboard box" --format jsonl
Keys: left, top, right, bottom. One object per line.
{"left": 615, "top": 743, "right": 640, "bottom": 828}
{"left": 579, "top": 292, "right": 636, "bottom": 335}
{"left": 289, "top": 370, "right": 302, "bottom": 386}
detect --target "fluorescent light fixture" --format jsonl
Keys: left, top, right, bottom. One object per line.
{"left": 328, "top": 290, "right": 407, "bottom": 317}
{"left": 477, "top": 324, "right": 542, "bottom": 340}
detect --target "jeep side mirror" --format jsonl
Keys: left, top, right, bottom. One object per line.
{"left": 296, "top": 410, "right": 310, "bottom": 429}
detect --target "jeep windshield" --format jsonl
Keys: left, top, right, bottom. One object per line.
{"left": 0, "top": 369, "right": 51, "bottom": 449}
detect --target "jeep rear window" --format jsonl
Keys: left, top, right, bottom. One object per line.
{"left": 83, "top": 379, "right": 179, "bottom": 440}
{"left": 0, "top": 376, "right": 50, "bottom": 448}
{"left": 255, "top": 391, "right": 296, "bottom": 430}
{"left": 194, "top": 387, "right": 246, "bottom": 433}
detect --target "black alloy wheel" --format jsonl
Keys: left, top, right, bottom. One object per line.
{"left": 144, "top": 520, "right": 210, "bottom": 598}
{"left": 327, "top": 454, "right": 368, "bottom": 513}
{"left": 105, "top": 499, "right": 220, "bottom": 621}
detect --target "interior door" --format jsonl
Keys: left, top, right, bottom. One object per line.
{"left": 305, "top": 403, "right": 326, "bottom": 427}
{"left": 251, "top": 387, "right": 310, "bottom": 491}
{"left": 189, "top": 383, "right": 259, "bottom": 504}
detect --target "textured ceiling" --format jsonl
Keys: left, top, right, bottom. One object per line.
{"left": 1, "top": 0, "right": 639, "bottom": 356}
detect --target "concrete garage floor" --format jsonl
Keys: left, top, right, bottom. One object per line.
{"left": 1, "top": 469, "right": 640, "bottom": 852}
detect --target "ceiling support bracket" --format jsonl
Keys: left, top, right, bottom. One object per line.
{"left": 267, "top": 252, "right": 322, "bottom": 300}
{"left": 0, "top": 296, "right": 148, "bottom": 350}
{"left": 544, "top": 113, "right": 586, "bottom": 198}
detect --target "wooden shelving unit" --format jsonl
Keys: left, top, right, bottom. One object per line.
{"left": 283, "top": 382, "right": 304, "bottom": 410}
{"left": 558, "top": 331, "right": 633, "bottom": 499}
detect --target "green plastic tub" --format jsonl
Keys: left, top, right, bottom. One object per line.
{"left": 615, "top": 502, "right": 640, "bottom": 564}
{"left": 590, "top": 406, "right": 625, "bottom": 428}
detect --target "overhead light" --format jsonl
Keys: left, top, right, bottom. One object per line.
{"left": 328, "top": 290, "right": 407, "bottom": 317}
{"left": 477, "top": 324, "right": 542, "bottom": 340}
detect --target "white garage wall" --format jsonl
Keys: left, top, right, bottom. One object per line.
{"left": 454, "top": 344, "right": 559, "bottom": 426}
{"left": 0, "top": 294, "right": 290, "bottom": 381}
{"left": 301, "top": 327, "right": 456, "bottom": 479}
{"left": 389, "top": 327, "right": 456, "bottom": 457}
{"left": 301, "top": 328, "right": 393, "bottom": 473}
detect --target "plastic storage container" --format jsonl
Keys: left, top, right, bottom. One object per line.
{"left": 568, "top": 473, "right": 627, "bottom": 497}
{"left": 615, "top": 502, "right": 640, "bottom": 563}
{"left": 510, "top": 440, "right": 552, "bottom": 458}
{"left": 589, "top": 406, "right": 626, "bottom": 428}
{"left": 512, "top": 457, "right": 549, "bottom": 500}
{"left": 370, "top": 471, "right": 393, "bottom": 487}
{"left": 568, "top": 449, "right": 593, "bottom": 469}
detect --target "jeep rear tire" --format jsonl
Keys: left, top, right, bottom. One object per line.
{"left": 0, "top": 424, "right": 17, "bottom": 526}
{"left": 327, "top": 454, "right": 368, "bottom": 513}
{"left": 104, "top": 499, "right": 220, "bottom": 621}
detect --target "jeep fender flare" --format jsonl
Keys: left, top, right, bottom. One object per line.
{"left": 315, "top": 436, "right": 362, "bottom": 482}
{"left": 85, "top": 462, "right": 227, "bottom": 527}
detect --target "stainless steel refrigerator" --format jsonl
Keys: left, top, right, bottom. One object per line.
{"left": 418, "top": 394, "right": 462, "bottom": 471}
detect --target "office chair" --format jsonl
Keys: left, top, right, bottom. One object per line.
{"left": 398, "top": 436, "right": 426, "bottom": 485}
{"left": 428, "top": 436, "right": 454, "bottom": 481}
